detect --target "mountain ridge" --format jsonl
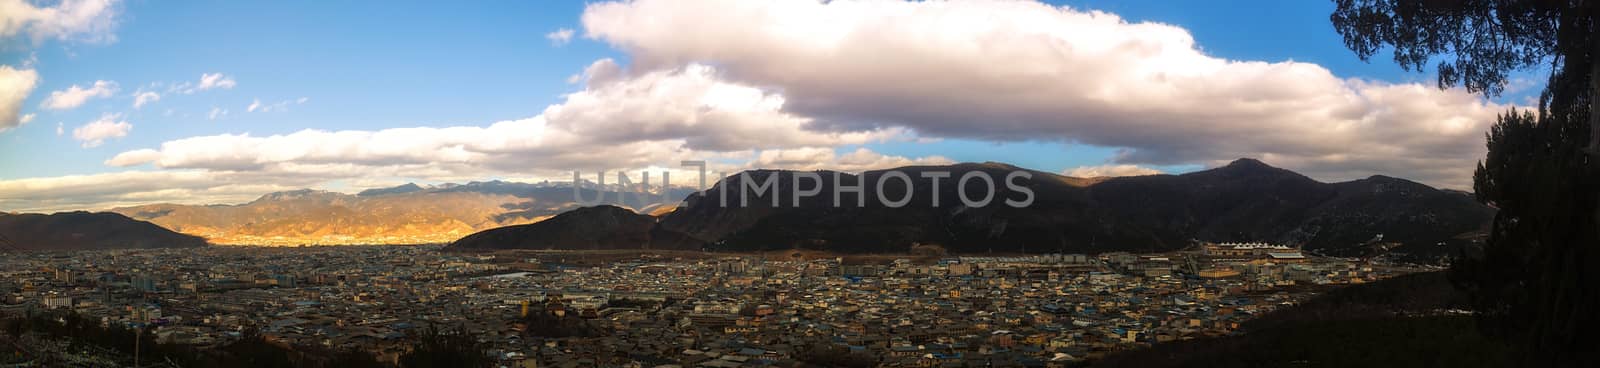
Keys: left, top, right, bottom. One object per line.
{"left": 0, "top": 211, "right": 208, "bottom": 251}
{"left": 450, "top": 159, "right": 1492, "bottom": 260}
{"left": 446, "top": 205, "right": 698, "bottom": 251}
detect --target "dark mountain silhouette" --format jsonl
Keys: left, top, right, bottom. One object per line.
{"left": 445, "top": 205, "right": 696, "bottom": 251}
{"left": 0, "top": 211, "right": 207, "bottom": 251}
{"left": 452, "top": 159, "right": 1492, "bottom": 259}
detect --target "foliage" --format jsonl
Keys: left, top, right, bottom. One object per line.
{"left": 1332, "top": 1, "right": 1598, "bottom": 366}
{"left": 1094, "top": 272, "right": 1511, "bottom": 368}
{"left": 794, "top": 343, "right": 878, "bottom": 368}
{"left": 604, "top": 297, "right": 665, "bottom": 310}
{"left": 1455, "top": 109, "right": 1600, "bottom": 366}
{"left": 1096, "top": 315, "right": 1510, "bottom": 368}
{"left": 0, "top": 311, "right": 385, "bottom": 368}
{"left": 519, "top": 306, "right": 601, "bottom": 338}
{"left": 397, "top": 326, "right": 493, "bottom": 368}
{"left": 1331, "top": 0, "right": 1566, "bottom": 96}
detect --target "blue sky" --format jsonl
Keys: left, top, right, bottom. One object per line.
{"left": 3, "top": 1, "right": 605, "bottom": 178}
{"left": 0, "top": 0, "right": 1542, "bottom": 211}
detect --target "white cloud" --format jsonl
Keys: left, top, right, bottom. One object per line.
{"left": 581, "top": 0, "right": 1508, "bottom": 189}
{"left": 171, "top": 72, "right": 236, "bottom": 94}
{"left": 109, "top": 65, "right": 909, "bottom": 172}
{"left": 543, "top": 63, "right": 907, "bottom": 151}
{"left": 197, "top": 72, "right": 235, "bottom": 90}
{"left": 18, "top": 113, "right": 33, "bottom": 124}
{"left": 5, "top": 0, "right": 1514, "bottom": 210}
{"left": 18, "top": 53, "right": 38, "bottom": 68}
{"left": 0, "top": 0, "right": 121, "bottom": 43}
{"left": 207, "top": 107, "right": 227, "bottom": 120}
{"left": 575, "top": 58, "right": 624, "bottom": 86}
{"left": 55, "top": 121, "right": 62, "bottom": 136}
{"left": 0, "top": 170, "right": 302, "bottom": 212}
{"left": 546, "top": 28, "right": 575, "bottom": 46}
{"left": 47, "top": 145, "right": 935, "bottom": 213}
{"left": 0, "top": 65, "right": 40, "bottom": 132}
{"left": 103, "top": 148, "right": 157, "bottom": 166}
{"left": 71, "top": 113, "right": 130, "bottom": 148}
{"left": 1063, "top": 164, "right": 1163, "bottom": 178}
{"left": 246, "top": 97, "right": 305, "bottom": 113}
{"left": 35, "top": 65, "right": 941, "bottom": 211}
{"left": 132, "top": 90, "right": 159, "bottom": 108}
{"left": 40, "top": 80, "right": 118, "bottom": 110}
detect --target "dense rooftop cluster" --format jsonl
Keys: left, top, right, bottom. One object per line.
{"left": 0, "top": 245, "right": 1429, "bottom": 367}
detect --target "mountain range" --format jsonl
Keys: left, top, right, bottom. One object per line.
{"left": 110, "top": 181, "right": 690, "bottom": 245}
{"left": 449, "top": 159, "right": 1494, "bottom": 261}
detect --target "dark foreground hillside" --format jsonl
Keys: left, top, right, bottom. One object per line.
{"left": 1094, "top": 272, "right": 1512, "bottom": 368}
{"left": 0, "top": 211, "right": 207, "bottom": 251}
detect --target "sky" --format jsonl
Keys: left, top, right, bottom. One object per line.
{"left": 0, "top": 0, "right": 1544, "bottom": 212}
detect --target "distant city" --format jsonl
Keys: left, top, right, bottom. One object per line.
{"left": 0, "top": 241, "right": 1431, "bottom": 367}
{"left": 4, "top": 0, "right": 1593, "bottom": 367}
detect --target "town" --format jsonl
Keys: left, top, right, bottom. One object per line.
{"left": 0, "top": 243, "right": 1430, "bottom": 367}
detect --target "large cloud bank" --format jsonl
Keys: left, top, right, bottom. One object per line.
{"left": 2, "top": 0, "right": 1511, "bottom": 211}
{"left": 583, "top": 0, "right": 1504, "bottom": 188}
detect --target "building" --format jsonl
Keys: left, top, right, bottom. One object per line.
{"left": 1197, "top": 267, "right": 1241, "bottom": 279}
{"left": 132, "top": 275, "right": 158, "bottom": 292}
{"left": 1255, "top": 252, "right": 1308, "bottom": 264}
{"left": 1203, "top": 242, "right": 1296, "bottom": 257}
{"left": 43, "top": 295, "right": 72, "bottom": 309}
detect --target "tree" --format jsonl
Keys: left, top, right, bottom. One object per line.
{"left": 1331, "top": 1, "right": 1599, "bottom": 366}
{"left": 794, "top": 343, "right": 877, "bottom": 368}
{"left": 1331, "top": 0, "right": 1595, "bottom": 141}
{"left": 397, "top": 327, "right": 493, "bottom": 368}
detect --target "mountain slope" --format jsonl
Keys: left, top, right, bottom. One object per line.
{"left": 0, "top": 211, "right": 208, "bottom": 251}
{"left": 1075, "top": 160, "right": 1491, "bottom": 258}
{"left": 445, "top": 205, "right": 696, "bottom": 251}
{"left": 111, "top": 181, "right": 691, "bottom": 245}
{"left": 648, "top": 159, "right": 1492, "bottom": 257}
